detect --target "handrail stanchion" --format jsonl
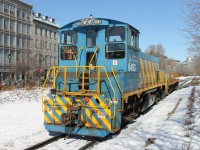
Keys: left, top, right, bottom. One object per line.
{"left": 88, "top": 46, "right": 100, "bottom": 80}
{"left": 63, "top": 67, "right": 67, "bottom": 92}
{"left": 111, "top": 67, "right": 124, "bottom": 112}
{"left": 82, "top": 67, "right": 85, "bottom": 94}
{"left": 97, "top": 67, "right": 100, "bottom": 94}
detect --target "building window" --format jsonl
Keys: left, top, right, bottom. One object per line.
{"left": 17, "top": 23, "right": 21, "bottom": 33}
{"left": 0, "top": 33, "right": 3, "bottom": 45}
{"left": 22, "top": 52, "right": 26, "bottom": 63}
{"left": 35, "top": 39, "right": 38, "bottom": 48}
{"left": 11, "top": 51, "right": 15, "bottom": 64}
{"left": 0, "top": 48, "right": 2, "bottom": 64}
{"left": 27, "top": 39, "right": 30, "bottom": 48}
{"left": 54, "top": 57, "right": 57, "bottom": 65}
{"left": 0, "top": 17, "right": 3, "bottom": 30}
{"left": 4, "top": 19, "right": 9, "bottom": 31}
{"left": 54, "top": 44, "right": 57, "bottom": 52}
{"left": 22, "top": 37, "right": 26, "bottom": 48}
{"left": 54, "top": 32, "right": 56, "bottom": 39}
{"left": 41, "top": 41, "right": 44, "bottom": 49}
{"left": 10, "top": 5, "right": 15, "bottom": 16}
{"left": 4, "top": 34, "right": 9, "bottom": 47}
{"left": 4, "top": 4, "right": 9, "bottom": 15}
{"left": 22, "top": 23, "right": 26, "bottom": 35}
{"left": 40, "top": 28, "right": 43, "bottom": 36}
{"left": 22, "top": 10, "right": 26, "bottom": 20}
{"left": 27, "top": 12, "right": 31, "bottom": 21}
{"left": 0, "top": 2, "right": 3, "bottom": 13}
{"left": 50, "top": 43, "right": 52, "bottom": 51}
{"left": 45, "top": 41, "right": 48, "bottom": 50}
{"left": 17, "top": 51, "right": 21, "bottom": 61}
{"left": 45, "top": 29, "right": 47, "bottom": 37}
{"left": 50, "top": 31, "right": 52, "bottom": 38}
{"left": 27, "top": 26, "right": 30, "bottom": 36}
{"left": 4, "top": 50, "right": 9, "bottom": 65}
{"left": 45, "top": 55, "right": 48, "bottom": 65}
{"left": 10, "top": 36, "right": 15, "bottom": 48}
{"left": 35, "top": 26, "right": 38, "bottom": 35}
{"left": 17, "top": 8, "right": 21, "bottom": 18}
{"left": 10, "top": 20, "right": 15, "bottom": 32}
{"left": 17, "top": 36, "right": 21, "bottom": 48}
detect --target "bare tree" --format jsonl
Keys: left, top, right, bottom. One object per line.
{"left": 183, "top": 0, "right": 200, "bottom": 55}
{"left": 33, "top": 38, "right": 49, "bottom": 69}
{"left": 145, "top": 43, "right": 167, "bottom": 70}
{"left": 182, "top": 0, "right": 200, "bottom": 75}
{"left": 11, "top": 60, "right": 30, "bottom": 80}
{"left": 191, "top": 56, "right": 200, "bottom": 75}
{"left": 145, "top": 43, "right": 165, "bottom": 57}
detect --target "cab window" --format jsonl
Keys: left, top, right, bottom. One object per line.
{"left": 60, "top": 31, "right": 77, "bottom": 45}
{"left": 130, "top": 31, "right": 136, "bottom": 48}
{"left": 106, "top": 26, "right": 125, "bottom": 42}
{"left": 61, "top": 46, "right": 77, "bottom": 60}
{"left": 105, "top": 43, "right": 125, "bottom": 59}
{"left": 87, "top": 30, "right": 96, "bottom": 48}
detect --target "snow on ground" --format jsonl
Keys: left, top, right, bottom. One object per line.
{"left": 0, "top": 77, "right": 200, "bottom": 150}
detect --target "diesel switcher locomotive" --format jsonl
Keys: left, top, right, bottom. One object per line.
{"left": 41, "top": 16, "right": 179, "bottom": 137}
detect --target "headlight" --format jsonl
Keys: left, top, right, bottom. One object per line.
{"left": 93, "top": 19, "right": 102, "bottom": 25}
{"left": 83, "top": 18, "right": 92, "bottom": 25}
{"left": 76, "top": 21, "right": 82, "bottom": 26}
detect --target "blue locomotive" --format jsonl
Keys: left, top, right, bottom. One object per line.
{"left": 42, "top": 16, "right": 179, "bottom": 137}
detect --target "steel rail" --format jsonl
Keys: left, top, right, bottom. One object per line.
{"left": 78, "top": 139, "right": 98, "bottom": 150}
{"left": 25, "top": 133, "right": 66, "bottom": 150}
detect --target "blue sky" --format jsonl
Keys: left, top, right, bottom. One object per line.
{"left": 23, "top": 0, "right": 188, "bottom": 61}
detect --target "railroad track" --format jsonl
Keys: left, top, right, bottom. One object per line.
{"left": 25, "top": 133, "right": 66, "bottom": 150}
{"left": 25, "top": 133, "right": 106, "bottom": 150}
{"left": 78, "top": 139, "right": 99, "bottom": 150}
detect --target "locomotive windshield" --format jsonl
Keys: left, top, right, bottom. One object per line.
{"left": 105, "top": 43, "right": 125, "bottom": 59}
{"left": 106, "top": 26, "right": 125, "bottom": 42}
{"left": 60, "top": 31, "right": 77, "bottom": 45}
{"left": 61, "top": 46, "right": 77, "bottom": 60}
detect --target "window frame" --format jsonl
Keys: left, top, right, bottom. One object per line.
{"left": 105, "top": 26, "right": 125, "bottom": 43}
{"left": 105, "top": 43, "right": 126, "bottom": 59}
{"left": 60, "top": 30, "right": 78, "bottom": 45}
{"left": 86, "top": 29, "right": 96, "bottom": 48}
{"left": 60, "top": 46, "right": 78, "bottom": 60}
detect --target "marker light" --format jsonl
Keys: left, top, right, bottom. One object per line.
{"left": 93, "top": 19, "right": 102, "bottom": 25}
{"left": 76, "top": 21, "right": 82, "bottom": 26}
{"left": 84, "top": 96, "right": 90, "bottom": 103}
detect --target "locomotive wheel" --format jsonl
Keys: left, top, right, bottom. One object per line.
{"left": 155, "top": 97, "right": 161, "bottom": 104}
{"left": 160, "top": 91, "right": 166, "bottom": 99}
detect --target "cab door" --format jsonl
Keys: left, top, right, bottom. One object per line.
{"left": 86, "top": 29, "right": 97, "bottom": 67}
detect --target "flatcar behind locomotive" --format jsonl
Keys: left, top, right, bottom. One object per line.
{"left": 41, "top": 16, "right": 179, "bottom": 137}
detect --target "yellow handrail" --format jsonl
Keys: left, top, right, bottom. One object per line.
{"left": 111, "top": 67, "right": 124, "bottom": 112}
{"left": 41, "top": 67, "right": 53, "bottom": 112}
{"left": 101, "top": 66, "right": 116, "bottom": 119}
{"left": 89, "top": 45, "right": 100, "bottom": 65}
{"left": 88, "top": 46, "right": 100, "bottom": 80}
{"left": 74, "top": 46, "right": 84, "bottom": 81}
{"left": 63, "top": 67, "right": 67, "bottom": 92}
{"left": 42, "top": 65, "right": 116, "bottom": 119}
{"left": 82, "top": 67, "right": 85, "bottom": 94}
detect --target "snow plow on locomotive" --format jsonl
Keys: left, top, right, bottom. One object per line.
{"left": 41, "top": 16, "right": 179, "bottom": 137}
